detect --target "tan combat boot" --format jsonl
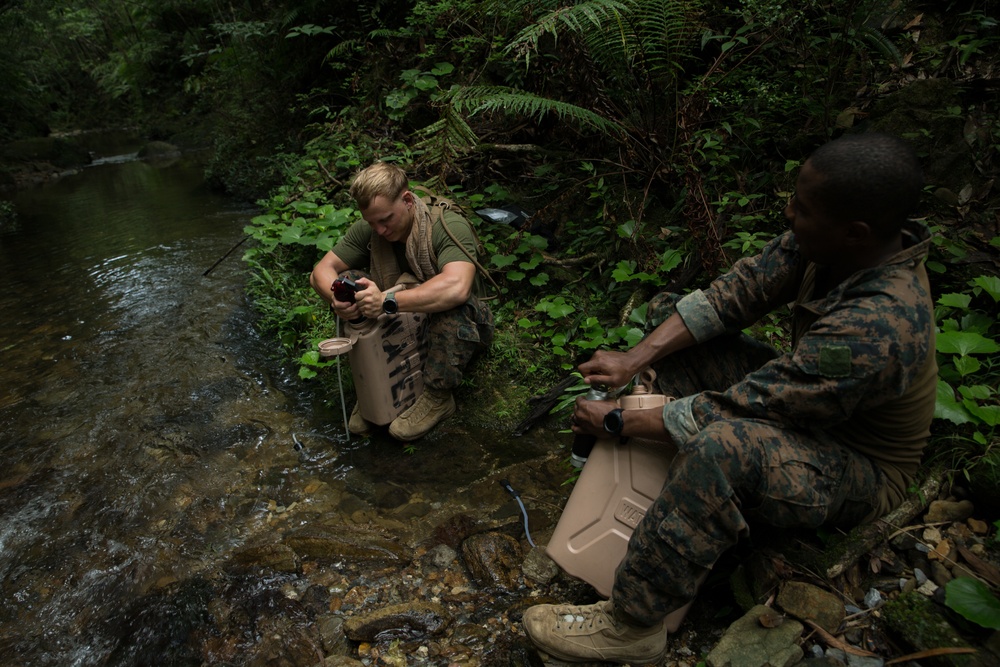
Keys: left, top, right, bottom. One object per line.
{"left": 348, "top": 403, "right": 371, "bottom": 435}
{"left": 522, "top": 599, "right": 667, "bottom": 663}
{"left": 388, "top": 388, "right": 456, "bottom": 440}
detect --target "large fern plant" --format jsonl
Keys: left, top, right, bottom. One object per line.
{"left": 416, "top": 0, "right": 703, "bottom": 178}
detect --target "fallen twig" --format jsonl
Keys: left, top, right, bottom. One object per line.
{"left": 885, "top": 647, "right": 978, "bottom": 665}
{"left": 802, "top": 619, "right": 879, "bottom": 658}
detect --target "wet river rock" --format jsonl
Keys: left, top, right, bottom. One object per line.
{"left": 342, "top": 601, "right": 449, "bottom": 641}
{"left": 282, "top": 524, "right": 410, "bottom": 564}
{"left": 461, "top": 531, "right": 523, "bottom": 591}
{"left": 227, "top": 543, "right": 300, "bottom": 573}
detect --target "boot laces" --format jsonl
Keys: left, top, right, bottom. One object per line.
{"left": 558, "top": 606, "right": 613, "bottom": 631}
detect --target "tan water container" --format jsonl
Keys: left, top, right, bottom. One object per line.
{"left": 318, "top": 286, "right": 427, "bottom": 426}
{"left": 546, "top": 374, "right": 691, "bottom": 626}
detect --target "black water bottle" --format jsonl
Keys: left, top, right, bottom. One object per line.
{"left": 569, "top": 385, "right": 610, "bottom": 468}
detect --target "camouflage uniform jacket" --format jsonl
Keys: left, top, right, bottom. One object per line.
{"left": 664, "top": 221, "right": 937, "bottom": 517}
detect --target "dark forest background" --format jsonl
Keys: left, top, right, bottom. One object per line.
{"left": 2, "top": 0, "right": 999, "bottom": 515}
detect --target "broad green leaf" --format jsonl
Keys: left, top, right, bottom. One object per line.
{"left": 491, "top": 254, "right": 516, "bottom": 268}
{"left": 623, "top": 327, "right": 644, "bottom": 348}
{"left": 508, "top": 270, "right": 525, "bottom": 281}
{"left": 937, "top": 293, "right": 971, "bottom": 309}
{"left": 961, "top": 312, "right": 995, "bottom": 335}
{"left": 575, "top": 339, "right": 604, "bottom": 350}
{"left": 431, "top": 62, "right": 454, "bottom": 75}
{"left": 936, "top": 331, "right": 1000, "bottom": 356}
{"left": 954, "top": 355, "right": 981, "bottom": 376}
{"left": 612, "top": 260, "right": 636, "bottom": 282}
{"left": 935, "top": 380, "right": 973, "bottom": 425}
{"left": 413, "top": 74, "right": 438, "bottom": 91}
{"left": 525, "top": 234, "right": 549, "bottom": 249}
{"left": 519, "top": 254, "right": 542, "bottom": 270}
{"left": 545, "top": 303, "right": 575, "bottom": 318}
{"left": 314, "top": 230, "right": 337, "bottom": 252}
{"left": 385, "top": 89, "right": 412, "bottom": 109}
{"left": 291, "top": 200, "right": 318, "bottom": 213}
{"left": 529, "top": 273, "right": 550, "bottom": 287}
{"left": 959, "top": 384, "right": 993, "bottom": 400}
{"left": 965, "top": 401, "right": 1000, "bottom": 427}
{"left": 945, "top": 578, "right": 1000, "bottom": 630}
{"left": 628, "top": 303, "right": 648, "bottom": 325}
{"left": 279, "top": 227, "right": 303, "bottom": 244}
{"left": 972, "top": 275, "right": 1000, "bottom": 302}
{"left": 660, "top": 249, "right": 683, "bottom": 273}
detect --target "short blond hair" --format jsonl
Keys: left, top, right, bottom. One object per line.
{"left": 349, "top": 161, "right": 409, "bottom": 209}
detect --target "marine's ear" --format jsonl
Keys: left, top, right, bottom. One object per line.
{"left": 843, "top": 218, "right": 873, "bottom": 246}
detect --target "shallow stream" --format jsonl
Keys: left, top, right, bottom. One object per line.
{"left": 0, "top": 136, "right": 561, "bottom": 665}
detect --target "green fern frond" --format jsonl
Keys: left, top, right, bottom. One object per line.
{"left": 325, "top": 39, "right": 361, "bottom": 61}
{"left": 452, "top": 86, "right": 625, "bottom": 137}
{"left": 507, "top": 0, "right": 701, "bottom": 81}
{"left": 631, "top": 0, "right": 702, "bottom": 76}
{"left": 416, "top": 104, "right": 480, "bottom": 170}
{"left": 368, "top": 28, "right": 406, "bottom": 40}
{"left": 855, "top": 25, "right": 902, "bottom": 66}
{"left": 505, "top": 0, "right": 631, "bottom": 64}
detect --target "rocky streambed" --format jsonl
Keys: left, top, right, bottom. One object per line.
{"left": 92, "top": 435, "right": 999, "bottom": 667}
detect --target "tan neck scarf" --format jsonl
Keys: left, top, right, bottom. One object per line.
{"left": 369, "top": 194, "right": 439, "bottom": 291}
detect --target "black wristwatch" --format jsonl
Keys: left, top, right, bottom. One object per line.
{"left": 603, "top": 408, "right": 625, "bottom": 436}
{"left": 382, "top": 292, "right": 398, "bottom": 314}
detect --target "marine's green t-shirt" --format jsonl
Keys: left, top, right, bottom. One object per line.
{"left": 331, "top": 209, "right": 485, "bottom": 297}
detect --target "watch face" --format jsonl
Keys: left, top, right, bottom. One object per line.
{"left": 603, "top": 408, "right": 623, "bottom": 435}
{"left": 383, "top": 294, "right": 398, "bottom": 314}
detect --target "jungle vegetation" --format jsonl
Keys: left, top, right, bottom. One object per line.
{"left": 2, "top": 1, "right": 999, "bottom": 506}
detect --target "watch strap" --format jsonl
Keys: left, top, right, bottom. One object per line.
{"left": 603, "top": 408, "right": 624, "bottom": 436}
{"left": 382, "top": 292, "right": 398, "bottom": 314}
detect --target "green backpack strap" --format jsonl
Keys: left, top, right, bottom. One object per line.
{"left": 419, "top": 192, "right": 501, "bottom": 298}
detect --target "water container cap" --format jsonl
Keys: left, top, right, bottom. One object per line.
{"left": 318, "top": 337, "right": 353, "bottom": 358}
{"left": 619, "top": 368, "right": 669, "bottom": 409}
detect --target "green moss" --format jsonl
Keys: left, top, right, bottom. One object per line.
{"left": 729, "top": 565, "right": 757, "bottom": 613}
{"left": 882, "top": 592, "right": 973, "bottom": 667}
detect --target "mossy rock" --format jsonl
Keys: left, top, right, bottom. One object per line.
{"left": 882, "top": 591, "right": 974, "bottom": 667}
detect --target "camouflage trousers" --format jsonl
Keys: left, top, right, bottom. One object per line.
{"left": 423, "top": 295, "right": 494, "bottom": 390}
{"left": 338, "top": 270, "right": 493, "bottom": 391}
{"left": 612, "top": 293, "right": 884, "bottom": 626}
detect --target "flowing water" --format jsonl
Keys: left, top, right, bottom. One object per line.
{"left": 0, "top": 136, "right": 558, "bottom": 666}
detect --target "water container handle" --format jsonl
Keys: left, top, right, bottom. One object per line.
{"left": 631, "top": 368, "right": 658, "bottom": 395}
